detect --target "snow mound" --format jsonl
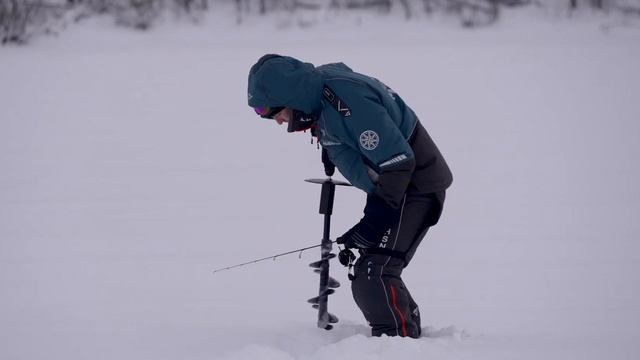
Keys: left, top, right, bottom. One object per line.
{"left": 221, "top": 323, "right": 473, "bottom": 360}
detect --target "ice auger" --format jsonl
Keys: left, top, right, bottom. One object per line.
{"left": 305, "top": 149, "right": 352, "bottom": 330}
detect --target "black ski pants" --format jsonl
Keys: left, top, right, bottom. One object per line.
{"left": 351, "top": 190, "right": 445, "bottom": 338}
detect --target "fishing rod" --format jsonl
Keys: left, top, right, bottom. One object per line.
{"left": 212, "top": 149, "right": 352, "bottom": 330}
{"left": 211, "top": 240, "right": 336, "bottom": 274}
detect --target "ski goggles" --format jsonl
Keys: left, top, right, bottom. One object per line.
{"left": 254, "top": 106, "right": 285, "bottom": 119}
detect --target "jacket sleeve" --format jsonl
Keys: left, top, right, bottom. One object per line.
{"left": 373, "top": 156, "right": 415, "bottom": 209}
{"left": 339, "top": 86, "right": 416, "bottom": 209}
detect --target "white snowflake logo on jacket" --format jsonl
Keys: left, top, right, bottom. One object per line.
{"left": 359, "top": 130, "right": 379, "bottom": 151}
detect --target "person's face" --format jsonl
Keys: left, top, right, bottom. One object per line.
{"left": 273, "top": 107, "right": 291, "bottom": 126}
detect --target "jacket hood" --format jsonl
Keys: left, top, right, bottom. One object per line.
{"left": 247, "top": 54, "right": 323, "bottom": 114}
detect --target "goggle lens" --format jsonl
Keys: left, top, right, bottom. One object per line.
{"left": 254, "top": 106, "right": 284, "bottom": 119}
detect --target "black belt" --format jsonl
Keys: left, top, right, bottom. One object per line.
{"left": 361, "top": 247, "right": 406, "bottom": 262}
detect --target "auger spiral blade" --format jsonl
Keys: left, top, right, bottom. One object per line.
{"left": 308, "top": 253, "right": 337, "bottom": 268}
{"left": 307, "top": 289, "right": 335, "bottom": 305}
{"left": 328, "top": 313, "right": 339, "bottom": 324}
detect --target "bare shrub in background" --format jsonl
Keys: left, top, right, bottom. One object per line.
{"left": 1, "top": 0, "right": 69, "bottom": 43}
{"left": 1, "top": 0, "right": 213, "bottom": 43}
{"left": 2, "top": 0, "right": 640, "bottom": 45}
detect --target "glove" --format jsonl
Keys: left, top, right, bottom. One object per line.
{"left": 336, "top": 221, "right": 380, "bottom": 249}
{"left": 336, "top": 195, "right": 402, "bottom": 249}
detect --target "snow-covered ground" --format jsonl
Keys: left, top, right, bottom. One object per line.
{"left": 1, "top": 9, "right": 640, "bottom": 360}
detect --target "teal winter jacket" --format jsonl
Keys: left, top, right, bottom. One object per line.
{"left": 248, "top": 55, "right": 452, "bottom": 208}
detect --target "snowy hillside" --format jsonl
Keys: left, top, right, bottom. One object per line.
{"left": 1, "top": 11, "right": 640, "bottom": 360}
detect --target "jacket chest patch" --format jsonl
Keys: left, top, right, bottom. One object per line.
{"left": 323, "top": 86, "right": 351, "bottom": 117}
